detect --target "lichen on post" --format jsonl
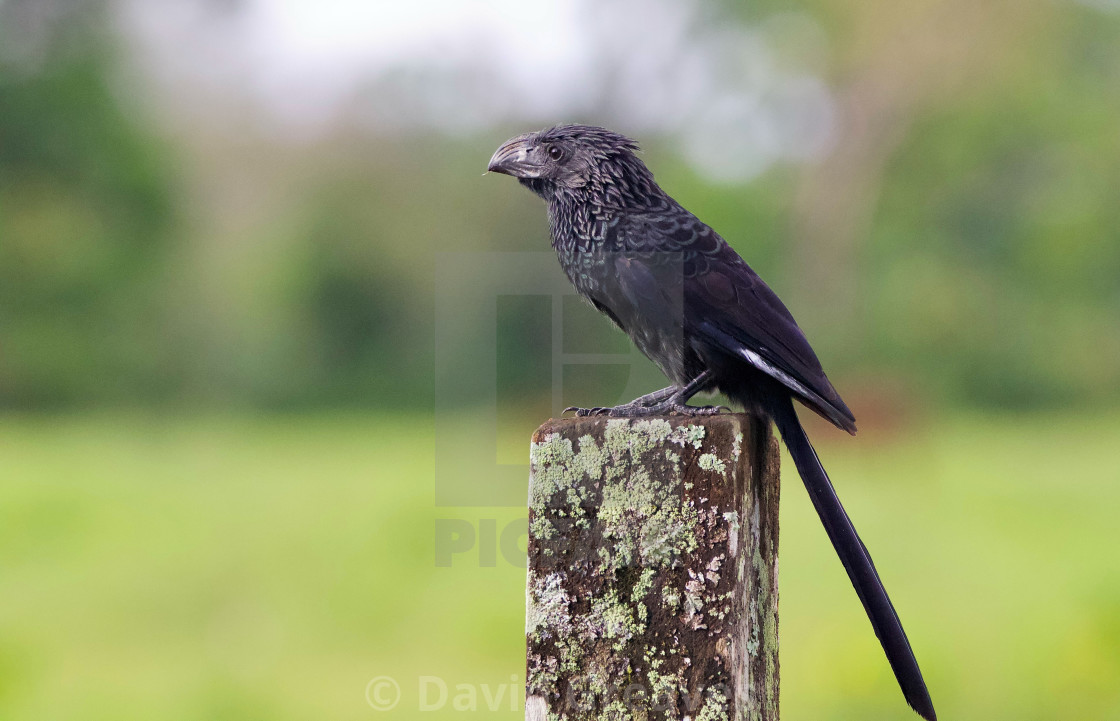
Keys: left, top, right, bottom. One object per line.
{"left": 525, "top": 414, "right": 780, "bottom": 721}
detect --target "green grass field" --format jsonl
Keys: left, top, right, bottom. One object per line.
{"left": 1, "top": 411, "right": 1117, "bottom": 719}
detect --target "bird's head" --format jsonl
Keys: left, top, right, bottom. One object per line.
{"left": 487, "top": 124, "right": 650, "bottom": 203}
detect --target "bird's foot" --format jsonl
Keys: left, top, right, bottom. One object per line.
{"left": 564, "top": 401, "right": 729, "bottom": 418}
{"left": 564, "top": 377, "right": 729, "bottom": 418}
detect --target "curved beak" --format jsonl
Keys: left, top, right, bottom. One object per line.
{"left": 487, "top": 135, "right": 540, "bottom": 178}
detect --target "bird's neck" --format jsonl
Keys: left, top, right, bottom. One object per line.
{"left": 547, "top": 194, "right": 609, "bottom": 249}
{"left": 547, "top": 186, "right": 670, "bottom": 250}
{"left": 587, "top": 155, "right": 665, "bottom": 212}
{"left": 536, "top": 155, "right": 672, "bottom": 248}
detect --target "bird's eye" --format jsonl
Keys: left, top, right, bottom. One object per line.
{"left": 547, "top": 145, "right": 564, "bottom": 161}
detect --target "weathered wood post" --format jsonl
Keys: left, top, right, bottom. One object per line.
{"left": 525, "top": 414, "right": 780, "bottom": 721}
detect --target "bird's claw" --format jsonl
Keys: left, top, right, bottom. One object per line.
{"left": 564, "top": 406, "right": 612, "bottom": 417}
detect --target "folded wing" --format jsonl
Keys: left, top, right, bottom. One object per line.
{"left": 613, "top": 211, "right": 856, "bottom": 433}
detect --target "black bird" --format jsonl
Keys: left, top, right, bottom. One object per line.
{"left": 488, "top": 124, "right": 936, "bottom": 721}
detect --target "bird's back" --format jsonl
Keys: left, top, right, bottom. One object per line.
{"left": 554, "top": 196, "right": 855, "bottom": 432}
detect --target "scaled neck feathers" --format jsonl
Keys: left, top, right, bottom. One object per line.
{"left": 536, "top": 152, "right": 673, "bottom": 245}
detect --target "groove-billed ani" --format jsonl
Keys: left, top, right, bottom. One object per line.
{"left": 488, "top": 124, "right": 935, "bottom": 721}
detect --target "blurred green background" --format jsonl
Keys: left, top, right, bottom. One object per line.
{"left": 2, "top": 0, "right": 1119, "bottom": 718}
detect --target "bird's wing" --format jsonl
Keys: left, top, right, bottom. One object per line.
{"left": 614, "top": 211, "right": 856, "bottom": 432}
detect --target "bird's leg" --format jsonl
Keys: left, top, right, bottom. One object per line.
{"left": 566, "top": 371, "right": 729, "bottom": 417}
{"left": 645, "top": 369, "right": 728, "bottom": 417}
{"left": 627, "top": 385, "right": 679, "bottom": 406}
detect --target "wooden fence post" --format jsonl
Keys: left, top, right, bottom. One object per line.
{"left": 525, "top": 414, "right": 780, "bottom": 721}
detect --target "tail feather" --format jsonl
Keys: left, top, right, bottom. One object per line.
{"left": 772, "top": 397, "right": 936, "bottom": 721}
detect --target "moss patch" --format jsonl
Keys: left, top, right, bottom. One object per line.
{"left": 526, "top": 415, "right": 775, "bottom": 720}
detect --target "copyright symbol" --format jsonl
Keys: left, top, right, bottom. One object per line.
{"left": 365, "top": 676, "right": 401, "bottom": 711}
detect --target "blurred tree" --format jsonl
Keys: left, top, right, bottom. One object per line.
{"left": 724, "top": 0, "right": 1120, "bottom": 408}
{"left": 0, "top": 0, "right": 177, "bottom": 407}
{"left": 866, "top": 2, "right": 1120, "bottom": 407}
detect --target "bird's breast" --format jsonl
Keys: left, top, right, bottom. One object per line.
{"left": 556, "top": 245, "right": 612, "bottom": 296}
{"left": 554, "top": 246, "right": 695, "bottom": 386}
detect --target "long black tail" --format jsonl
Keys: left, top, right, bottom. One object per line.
{"left": 771, "top": 396, "right": 936, "bottom": 721}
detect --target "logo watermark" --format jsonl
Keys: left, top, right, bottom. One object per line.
{"left": 434, "top": 252, "right": 673, "bottom": 507}
{"left": 366, "top": 676, "right": 522, "bottom": 712}
{"left": 364, "top": 675, "right": 729, "bottom": 715}
{"left": 434, "top": 517, "right": 527, "bottom": 567}
{"left": 364, "top": 676, "right": 402, "bottom": 712}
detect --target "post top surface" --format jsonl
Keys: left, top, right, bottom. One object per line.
{"left": 534, "top": 412, "right": 759, "bottom": 439}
